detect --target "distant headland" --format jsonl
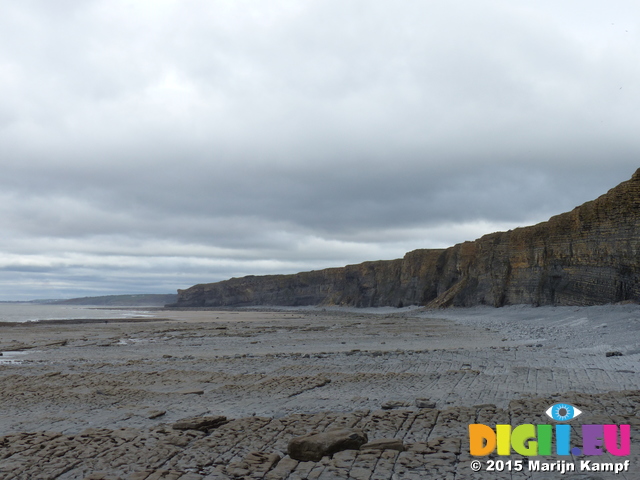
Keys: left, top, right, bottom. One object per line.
{"left": 35, "top": 294, "right": 177, "bottom": 307}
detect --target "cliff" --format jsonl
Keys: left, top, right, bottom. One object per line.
{"left": 173, "top": 169, "right": 640, "bottom": 308}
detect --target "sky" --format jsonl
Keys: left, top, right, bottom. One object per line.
{"left": 0, "top": 0, "right": 639, "bottom": 300}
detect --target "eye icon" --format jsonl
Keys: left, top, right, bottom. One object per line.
{"left": 545, "top": 403, "right": 582, "bottom": 422}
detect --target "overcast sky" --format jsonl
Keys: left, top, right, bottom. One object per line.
{"left": 0, "top": 0, "right": 639, "bottom": 300}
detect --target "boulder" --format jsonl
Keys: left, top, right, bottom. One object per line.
{"left": 176, "top": 388, "right": 204, "bottom": 395}
{"left": 172, "top": 415, "right": 228, "bottom": 431}
{"left": 288, "top": 428, "right": 368, "bottom": 462}
{"left": 381, "top": 400, "right": 410, "bottom": 410}
{"left": 415, "top": 398, "right": 436, "bottom": 408}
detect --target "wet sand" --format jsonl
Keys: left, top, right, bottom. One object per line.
{"left": 0, "top": 305, "right": 639, "bottom": 479}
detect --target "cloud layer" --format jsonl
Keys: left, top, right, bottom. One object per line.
{"left": 1, "top": 0, "right": 639, "bottom": 300}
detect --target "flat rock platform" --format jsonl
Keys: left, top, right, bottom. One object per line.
{"left": 1, "top": 305, "right": 639, "bottom": 479}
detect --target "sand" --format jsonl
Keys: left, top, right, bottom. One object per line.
{"left": 0, "top": 305, "right": 639, "bottom": 479}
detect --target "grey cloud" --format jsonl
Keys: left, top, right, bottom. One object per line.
{"left": 0, "top": 0, "right": 639, "bottom": 300}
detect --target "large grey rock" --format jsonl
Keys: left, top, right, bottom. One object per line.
{"left": 172, "top": 415, "right": 228, "bottom": 431}
{"left": 415, "top": 398, "right": 436, "bottom": 408}
{"left": 381, "top": 400, "right": 410, "bottom": 410}
{"left": 288, "top": 428, "right": 368, "bottom": 462}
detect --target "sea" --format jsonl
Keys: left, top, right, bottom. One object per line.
{"left": 0, "top": 303, "right": 159, "bottom": 363}
{"left": 0, "top": 303, "right": 156, "bottom": 324}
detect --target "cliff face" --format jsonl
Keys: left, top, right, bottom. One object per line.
{"left": 174, "top": 169, "right": 640, "bottom": 308}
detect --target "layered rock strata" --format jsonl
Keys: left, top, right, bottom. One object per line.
{"left": 2, "top": 392, "right": 640, "bottom": 479}
{"left": 173, "top": 169, "right": 640, "bottom": 308}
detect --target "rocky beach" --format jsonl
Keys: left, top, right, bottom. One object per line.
{"left": 3, "top": 1, "right": 640, "bottom": 478}
{"left": 1, "top": 305, "right": 639, "bottom": 479}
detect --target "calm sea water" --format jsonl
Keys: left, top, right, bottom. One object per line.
{"left": 0, "top": 303, "right": 155, "bottom": 323}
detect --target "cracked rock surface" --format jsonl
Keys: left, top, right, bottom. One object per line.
{"left": 1, "top": 306, "right": 639, "bottom": 479}
{"left": 1, "top": 393, "right": 639, "bottom": 479}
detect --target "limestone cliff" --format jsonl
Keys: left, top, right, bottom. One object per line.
{"left": 173, "top": 169, "right": 640, "bottom": 308}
